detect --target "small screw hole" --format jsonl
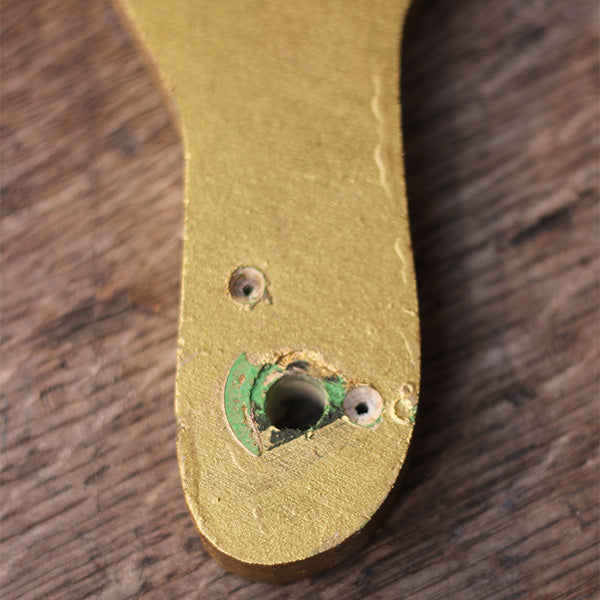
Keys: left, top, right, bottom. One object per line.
{"left": 228, "top": 267, "right": 265, "bottom": 304}
{"left": 343, "top": 386, "right": 383, "bottom": 426}
{"left": 355, "top": 402, "right": 369, "bottom": 415}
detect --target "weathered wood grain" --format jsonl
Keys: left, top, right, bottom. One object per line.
{"left": 1, "top": 1, "right": 598, "bottom": 598}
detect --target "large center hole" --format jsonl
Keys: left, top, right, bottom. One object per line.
{"left": 264, "top": 375, "right": 326, "bottom": 431}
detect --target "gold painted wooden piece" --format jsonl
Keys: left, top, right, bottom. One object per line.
{"left": 115, "top": 0, "right": 419, "bottom": 582}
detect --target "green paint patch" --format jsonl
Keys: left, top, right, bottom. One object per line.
{"left": 224, "top": 354, "right": 262, "bottom": 455}
{"left": 224, "top": 354, "right": 348, "bottom": 455}
{"left": 409, "top": 404, "right": 418, "bottom": 425}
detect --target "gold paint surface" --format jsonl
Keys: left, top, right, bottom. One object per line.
{"left": 116, "top": 0, "right": 419, "bottom": 577}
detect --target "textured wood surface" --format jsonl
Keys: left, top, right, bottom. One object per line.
{"left": 1, "top": 1, "right": 598, "bottom": 598}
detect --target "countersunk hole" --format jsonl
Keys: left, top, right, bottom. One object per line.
{"left": 344, "top": 386, "right": 383, "bottom": 426}
{"left": 265, "top": 375, "right": 326, "bottom": 431}
{"left": 229, "top": 267, "right": 265, "bottom": 304}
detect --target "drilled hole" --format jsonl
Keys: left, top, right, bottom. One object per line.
{"left": 355, "top": 402, "right": 369, "bottom": 415}
{"left": 265, "top": 375, "right": 326, "bottom": 431}
{"left": 228, "top": 267, "right": 265, "bottom": 304}
{"left": 344, "top": 386, "right": 383, "bottom": 426}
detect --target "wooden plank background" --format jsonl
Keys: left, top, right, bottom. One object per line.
{"left": 1, "top": 0, "right": 598, "bottom": 598}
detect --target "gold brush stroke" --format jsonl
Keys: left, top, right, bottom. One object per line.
{"left": 115, "top": 0, "right": 419, "bottom": 582}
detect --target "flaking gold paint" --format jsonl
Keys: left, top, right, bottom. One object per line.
{"left": 115, "top": 0, "right": 418, "bottom": 580}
